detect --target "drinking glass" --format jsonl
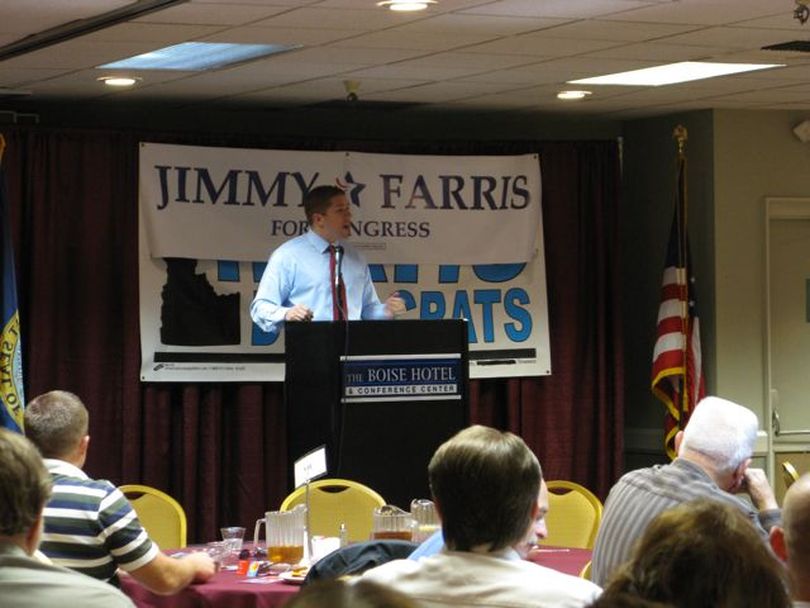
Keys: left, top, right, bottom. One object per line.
{"left": 204, "top": 541, "right": 229, "bottom": 569}
{"left": 220, "top": 526, "right": 246, "bottom": 554}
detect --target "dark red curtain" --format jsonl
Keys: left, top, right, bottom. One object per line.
{"left": 3, "top": 127, "right": 622, "bottom": 544}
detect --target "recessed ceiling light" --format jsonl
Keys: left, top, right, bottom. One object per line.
{"left": 377, "top": 0, "right": 437, "bottom": 11}
{"left": 557, "top": 90, "right": 591, "bottom": 101}
{"left": 97, "top": 76, "right": 141, "bottom": 87}
{"left": 568, "top": 61, "right": 784, "bottom": 87}
{"left": 97, "top": 42, "right": 301, "bottom": 71}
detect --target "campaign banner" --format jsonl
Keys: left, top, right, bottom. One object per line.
{"left": 138, "top": 143, "right": 551, "bottom": 382}
{"left": 139, "top": 143, "right": 541, "bottom": 265}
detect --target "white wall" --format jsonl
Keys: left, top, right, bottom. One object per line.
{"left": 713, "top": 110, "right": 810, "bottom": 423}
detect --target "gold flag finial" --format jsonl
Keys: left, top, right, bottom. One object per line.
{"left": 673, "top": 125, "right": 687, "bottom": 156}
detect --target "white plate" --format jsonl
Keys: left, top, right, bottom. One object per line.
{"left": 279, "top": 571, "right": 307, "bottom": 585}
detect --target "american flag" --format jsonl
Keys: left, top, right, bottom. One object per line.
{"left": 651, "top": 155, "right": 705, "bottom": 460}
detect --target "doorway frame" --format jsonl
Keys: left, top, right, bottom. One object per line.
{"left": 764, "top": 197, "right": 810, "bottom": 489}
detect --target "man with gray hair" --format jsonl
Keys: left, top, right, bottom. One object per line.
{"left": 363, "top": 424, "right": 601, "bottom": 607}
{"left": 0, "top": 428, "right": 135, "bottom": 606}
{"left": 770, "top": 473, "right": 810, "bottom": 606}
{"left": 24, "top": 390, "right": 215, "bottom": 594}
{"left": 591, "top": 396, "right": 780, "bottom": 586}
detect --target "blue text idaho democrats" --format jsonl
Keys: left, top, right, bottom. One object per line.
{"left": 232, "top": 260, "right": 533, "bottom": 348}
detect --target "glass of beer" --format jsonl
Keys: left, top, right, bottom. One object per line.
{"left": 372, "top": 505, "right": 416, "bottom": 541}
{"left": 253, "top": 505, "right": 306, "bottom": 565}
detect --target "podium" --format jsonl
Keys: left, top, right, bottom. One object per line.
{"left": 285, "top": 320, "right": 468, "bottom": 509}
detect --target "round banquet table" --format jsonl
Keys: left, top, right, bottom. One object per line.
{"left": 528, "top": 546, "right": 592, "bottom": 577}
{"left": 120, "top": 546, "right": 592, "bottom": 607}
{"left": 120, "top": 567, "right": 300, "bottom": 608}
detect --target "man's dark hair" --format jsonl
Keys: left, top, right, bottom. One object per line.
{"left": 428, "top": 425, "right": 541, "bottom": 552}
{"left": 303, "top": 185, "right": 345, "bottom": 225}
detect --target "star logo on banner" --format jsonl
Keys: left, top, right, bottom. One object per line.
{"left": 336, "top": 172, "right": 365, "bottom": 207}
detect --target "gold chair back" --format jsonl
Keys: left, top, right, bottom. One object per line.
{"left": 783, "top": 461, "right": 800, "bottom": 489}
{"left": 119, "top": 484, "right": 187, "bottom": 549}
{"left": 280, "top": 478, "right": 385, "bottom": 543}
{"left": 540, "top": 480, "right": 603, "bottom": 550}
{"left": 579, "top": 559, "right": 592, "bottom": 580}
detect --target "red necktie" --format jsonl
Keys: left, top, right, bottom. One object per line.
{"left": 329, "top": 245, "right": 347, "bottom": 321}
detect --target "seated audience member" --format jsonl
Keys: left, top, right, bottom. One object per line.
{"left": 363, "top": 425, "right": 601, "bottom": 607}
{"left": 0, "top": 428, "right": 135, "bottom": 607}
{"left": 408, "top": 486, "right": 549, "bottom": 560}
{"left": 591, "top": 395, "right": 780, "bottom": 585}
{"left": 770, "top": 473, "right": 810, "bottom": 606}
{"left": 24, "top": 390, "right": 215, "bottom": 594}
{"left": 592, "top": 499, "right": 789, "bottom": 608}
{"left": 285, "top": 579, "right": 423, "bottom": 608}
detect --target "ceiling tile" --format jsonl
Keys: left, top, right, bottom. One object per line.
{"left": 253, "top": 7, "right": 424, "bottom": 29}
{"left": 459, "top": 0, "right": 663, "bottom": 19}
{"left": 134, "top": 3, "right": 291, "bottom": 25}
{"left": 1, "top": 0, "right": 810, "bottom": 118}
{"left": 201, "top": 25, "right": 365, "bottom": 45}
{"left": 330, "top": 29, "right": 497, "bottom": 51}
{"left": 0, "top": 0, "right": 131, "bottom": 34}
{"left": 80, "top": 22, "right": 223, "bottom": 43}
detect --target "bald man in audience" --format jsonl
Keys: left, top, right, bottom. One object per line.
{"left": 592, "top": 396, "right": 780, "bottom": 586}
{"left": 771, "top": 473, "right": 810, "bottom": 606}
{"left": 0, "top": 428, "right": 135, "bottom": 607}
{"left": 24, "top": 390, "right": 216, "bottom": 595}
{"left": 363, "top": 425, "right": 601, "bottom": 607}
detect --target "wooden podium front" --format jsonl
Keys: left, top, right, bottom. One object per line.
{"left": 285, "top": 320, "right": 468, "bottom": 509}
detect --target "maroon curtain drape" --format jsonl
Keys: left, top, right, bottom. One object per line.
{"left": 4, "top": 127, "right": 622, "bottom": 543}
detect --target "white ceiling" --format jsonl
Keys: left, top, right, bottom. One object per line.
{"left": 1, "top": 0, "right": 810, "bottom": 118}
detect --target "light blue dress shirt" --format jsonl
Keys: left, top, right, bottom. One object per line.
{"left": 250, "top": 230, "right": 389, "bottom": 336}
{"left": 408, "top": 529, "right": 445, "bottom": 559}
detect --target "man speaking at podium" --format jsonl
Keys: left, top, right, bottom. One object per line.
{"left": 251, "top": 185, "right": 405, "bottom": 337}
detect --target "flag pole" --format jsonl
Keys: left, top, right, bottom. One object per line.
{"left": 0, "top": 134, "right": 6, "bottom": 166}
{"left": 673, "top": 125, "right": 689, "bottom": 430}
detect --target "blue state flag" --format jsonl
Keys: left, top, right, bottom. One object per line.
{"left": 0, "top": 165, "right": 25, "bottom": 432}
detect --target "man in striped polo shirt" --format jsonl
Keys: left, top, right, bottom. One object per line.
{"left": 24, "top": 390, "right": 215, "bottom": 594}
{"left": 591, "top": 396, "right": 781, "bottom": 586}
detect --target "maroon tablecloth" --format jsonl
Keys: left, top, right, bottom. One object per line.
{"left": 120, "top": 546, "right": 592, "bottom": 607}
{"left": 120, "top": 568, "right": 300, "bottom": 608}
{"left": 529, "top": 546, "right": 592, "bottom": 577}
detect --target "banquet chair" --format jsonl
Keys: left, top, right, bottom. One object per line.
{"left": 579, "top": 560, "right": 592, "bottom": 580}
{"left": 120, "top": 484, "right": 188, "bottom": 549}
{"left": 280, "top": 478, "right": 385, "bottom": 543}
{"left": 540, "top": 480, "right": 603, "bottom": 549}
{"left": 782, "top": 461, "right": 800, "bottom": 489}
